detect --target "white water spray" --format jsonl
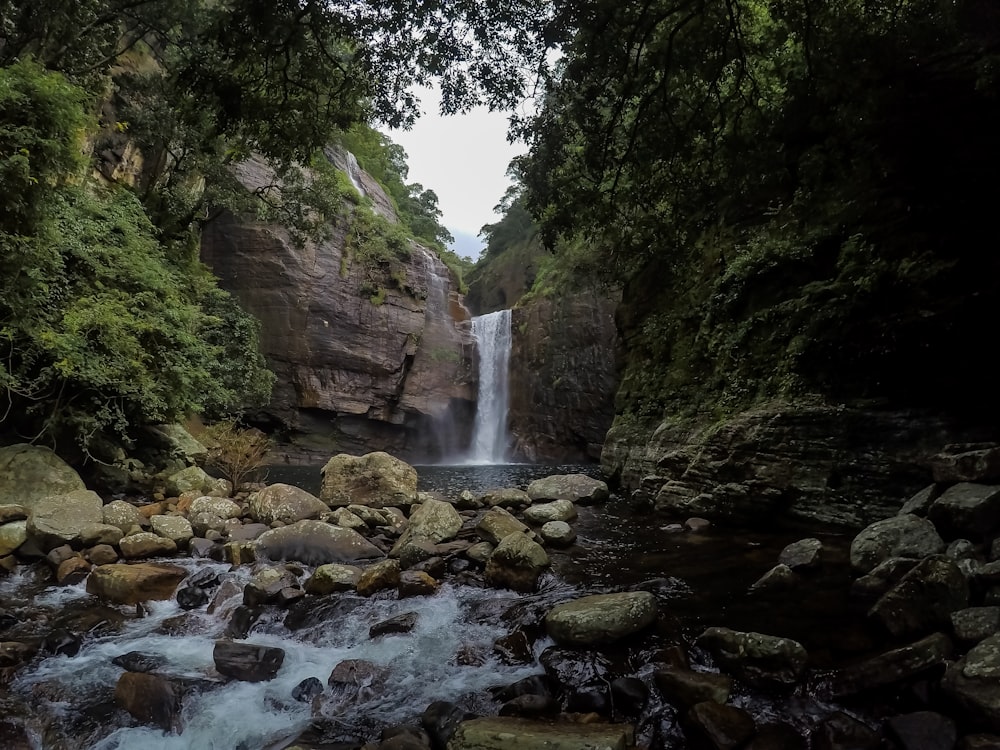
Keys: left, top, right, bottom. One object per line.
{"left": 468, "top": 309, "right": 512, "bottom": 463}
{"left": 344, "top": 151, "right": 366, "bottom": 197}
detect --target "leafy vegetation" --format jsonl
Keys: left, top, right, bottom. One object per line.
{"left": 202, "top": 420, "right": 271, "bottom": 492}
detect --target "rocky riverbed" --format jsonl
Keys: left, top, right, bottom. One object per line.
{"left": 3, "top": 442, "right": 1000, "bottom": 749}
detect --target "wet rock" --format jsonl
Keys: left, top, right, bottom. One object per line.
{"left": 292, "top": 676, "right": 324, "bottom": 702}
{"left": 539, "top": 646, "right": 613, "bottom": 714}
{"left": 114, "top": 671, "right": 181, "bottom": 731}
{"left": 249, "top": 483, "right": 327, "bottom": 525}
{"left": 223, "top": 541, "right": 256, "bottom": 566}
{"left": 329, "top": 506, "right": 367, "bottom": 530}
{"left": 228, "top": 522, "right": 269, "bottom": 541}
{"left": 778, "top": 538, "right": 824, "bottom": 571}
{"left": 328, "top": 658, "right": 388, "bottom": 702}
{"left": 188, "top": 538, "right": 217, "bottom": 558}
{"left": 953, "top": 607, "right": 1000, "bottom": 643}
{"left": 869, "top": 555, "right": 969, "bottom": 638}
{"left": 397, "top": 539, "right": 439, "bottom": 569}
{"left": 380, "top": 725, "right": 433, "bottom": 750}
{"left": 255, "top": 519, "right": 384, "bottom": 566}
{"left": 961, "top": 735, "right": 1000, "bottom": 750}
{"left": 685, "top": 701, "right": 756, "bottom": 750}
{"left": 526, "top": 474, "right": 609, "bottom": 505}
{"left": 885, "top": 711, "right": 956, "bottom": 750}
{"left": 811, "top": 712, "right": 879, "bottom": 750}
{"left": 544, "top": 591, "right": 657, "bottom": 646}
{"left": 942, "top": 632, "right": 1000, "bottom": 730}
{"left": 610, "top": 677, "right": 648, "bottom": 717}
{"left": 898, "top": 485, "right": 942, "bottom": 517}
{"left": 746, "top": 723, "right": 806, "bottom": 750}
{"left": 931, "top": 445, "right": 1000, "bottom": 483}
{"left": 447, "top": 716, "right": 630, "bottom": 750}
{"left": 85, "top": 544, "right": 118, "bottom": 565}
{"left": 370, "top": 612, "right": 418, "bottom": 638}
{"left": 539, "top": 520, "right": 576, "bottom": 547}
{"left": 357, "top": 558, "right": 401, "bottom": 596}
{"left": 389, "top": 498, "right": 463, "bottom": 557}
{"left": 86, "top": 562, "right": 188, "bottom": 604}
{"left": 832, "top": 632, "right": 952, "bottom": 696}
{"left": 480, "top": 487, "right": 532, "bottom": 510}
{"left": 0, "top": 504, "right": 27, "bottom": 524}
{"left": 654, "top": 666, "right": 732, "bottom": 709}
{"left": 112, "top": 651, "right": 168, "bottom": 672}
{"left": 492, "top": 675, "right": 556, "bottom": 704}
{"left": 685, "top": 517, "right": 711, "bottom": 531}
{"left": 213, "top": 640, "right": 284, "bottom": 682}
{"left": 320, "top": 452, "right": 418, "bottom": 508}
{"left": 244, "top": 566, "right": 299, "bottom": 607}
{"left": 476, "top": 507, "right": 530, "bottom": 545}
{"left": 150, "top": 515, "right": 193, "bottom": 547}
{"left": 466, "top": 542, "right": 494, "bottom": 565}
{"left": 523, "top": 499, "right": 577, "bottom": 525}
{"left": 42, "top": 627, "right": 82, "bottom": 656}
{"left": 929, "top": 483, "right": 1000, "bottom": 540}
{"left": 421, "top": 700, "right": 468, "bottom": 750}
{"left": 283, "top": 594, "right": 368, "bottom": 631}
{"left": 305, "top": 563, "right": 362, "bottom": 594}
{"left": 56, "top": 556, "right": 90, "bottom": 585}
{"left": 749, "top": 564, "right": 799, "bottom": 593}
{"left": 850, "top": 514, "right": 944, "bottom": 574}
{"left": 398, "top": 569, "right": 439, "bottom": 597}
{"left": 0, "top": 520, "right": 27, "bottom": 556}
{"left": 0, "top": 640, "right": 38, "bottom": 668}
{"left": 850, "top": 557, "right": 920, "bottom": 601}
{"left": 499, "top": 693, "right": 558, "bottom": 718}
{"left": 224, "top": 605, "right": 260, "bottom": 639}
{"left": 494, "top": 630, "right": 534, "bottom": 665}
{"left": 119, "top": 531, "right": 178, "bottom": 559}
{"left": 484, "top": 533, "right": 549, "bottom": 592}
{"left": 696, "top": 627, "right": 808, "bottom": 688}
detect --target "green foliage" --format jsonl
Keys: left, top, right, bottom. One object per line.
{"left": 343, "top": 205, "right": 416, "bottom": 304}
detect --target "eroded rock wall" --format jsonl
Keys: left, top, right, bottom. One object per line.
{"left": 200, "top": 156, "right": 475, "bottom": 463}
{"left": 508, "top": 292, "right": 622, "bottom": 463}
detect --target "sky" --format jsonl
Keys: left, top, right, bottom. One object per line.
{"left": 388, "top": 88, "right": 528, "bottom": 260}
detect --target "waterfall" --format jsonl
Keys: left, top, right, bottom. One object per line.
{"left": 344, "top": 151, "right": 366, "bottom": 197}
{"left": 468, "top": 309, "right": 512, "bottom": 464}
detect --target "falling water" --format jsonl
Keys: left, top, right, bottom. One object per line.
{"left": 344, "top": 151, "right": 366, "bottom": 197}
{"left": 468, "top": 309, "right": 512, "bottom": 464}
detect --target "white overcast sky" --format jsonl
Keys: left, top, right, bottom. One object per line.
{"left": 387, "top": 87, "right": 527, "bottom": 259}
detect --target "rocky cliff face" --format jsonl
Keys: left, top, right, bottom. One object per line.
{"left": 508, "top": 292, "right": 622, "bottom": 463}
{"left": 200, "top": 156, "right": 475, "bottom": 463}
{"left": 602, "top": 403, "right": 997, "bottom": 528}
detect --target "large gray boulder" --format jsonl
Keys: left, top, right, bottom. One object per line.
{"left": 850, "top": 514, "right": 945, "bottom": 574}
{"left": 476, "top": 507, "right": 529, "bottom": 545}
{"left": 164, "top": 466, "right": 229, "bottom": 498}
{"left": 696, "top": 627, "right": 808, "bottom": 687}
{"left": 484, "top": 533, "right": 550, "bottom": 592}
{"left": 255, "top": 519, "right": 384, "bottom": 566}
{"left": 929, "top": 483, "right": 1000, "bottom": 539}
{"left": 523, "top": 499, "right": 577, "bottom": 525}
{"left": 447, "top": 717, "right": 631, "bottom": 750}
{"left": 389, "top": 497, "right": 462, "bottom": 558}
{"left": 869, "top": 555, "right": 969, "bottom": 638}
{"left": 545, "top": 591, "right": 657, "bottom": 646}
{"left": 249, "top": 483, "right": 327, "bottom": 525}
{"left": 103, "top": 500, "right": 145, "bottom": 534}
{"left": 526, "top": 474, "right": 609, "bottom": 505}
{"left": 0, "top": 519, "right": 27, "bottom": 556}
{"left": 320, "top": 452, "right": 418, "bottom": 508}
{"left": 0, "top": 444, "right": 85, "bottom": 511}
{"left": 143, "top": 423, "right": 208, "bottom": 465}
{"left": 26, "top": 490, "right": 104, "bottom": 551}
{"left": 942, "top": 633, "right": 1000, "bottom": 730}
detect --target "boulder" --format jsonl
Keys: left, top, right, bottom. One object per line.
{"left": 749, "top": 564, "right": 799, "bottom": 593}
{"left": 249, "top": 483, "right": 327, "bottom": 525}
{"left": 526, "top": 474, "right": 609, "bottom": 505}
{"left": 523, "top": 499, "right": 577, "bottom": 525}
{"left": 931, "top": 445, "right": 1000, "bottom": 483}
{"left": 255, "top": 520, "right": 384, "bottom": 566}
{"left": 320, "top": 452, "right": 418, "bottom": 508}
{"left": 485, "top": 533, "right": 550, "bottom": 592}
{"left": 86, "top": 562, "right": 188, "bottom": 604}
{"left": 696, "top": 627, "right": 808, "bottom": 687}
{"left": 479, "top": 488, "right": 532, "bottom": 510}
{"left": 476, "top": 507, "right": 529, "bottom": 545}
{"left": 329, "top": 507, "right": 367, "bottom": 530}
{"left": 778, "top": 538, "right": 824, "bottom": 571}
{"left": 114, "top": 671, "right": 181, "bottom": 731}
{"left": 165, "top": 466, "right": 228, "bottom": 498}
{"left": 929, "top": 483, "right": 1000, "bottom": 539}
{"left": 0, "top": 520, "right": 27, "bottom": 556}
{"left": 942, "top": 633, "right": 1000, "bottom": 730}
{"left": 0, "top": 504, "right": 27, "bottom": 524}
{"left": 102, "top": 500, "right": 145, "bottom": 533}
{"left": 357, "top": 559, "right": 401, "bottom": 596}
{"left": 79, "top": 523, "right": 124, "bottom": 547}
{"left": 545, "top": 592, "right": 657, "bottom": 646}
{"left": 885, "top": 711, "right": 957, "bottom": 750}
{"left": 189, "top": 495, "right": 242, "bottom": 519}
{"left": 143, "top": 423, "right": 208, "bottom": 465}
{"left": 833, "top": 632, "right": 953, "bottom": 697}
{"left": 26, "top": 490, "right": 104, "bottom": 551}
{"left": 850, "top": 514, "right": 945, "bottom": 574}
{"left": 869, "top": 555, "right": 969, "bottom": 638}
{"left": 899, "top": 485, "right": 942, "bottom": 517}
{"left": 953, "top": 607, "right": 1000, "bottom": 644}
{"left": 305, "top": 563, "right": 363, "bottom": 594}
{"left": 811, "top": 712, "right": 880, "bottom": 750}
{"left": 213, "top": 640, "right": 285, "bottom": 682}
{"left": 389, "top": 497, "right": 462, "bottom": 558}
{"left": 119, "top": 532, "right": 178, "bottom": 559}
{"left": 398, "top": 570, "right": 439, "bottom": 597}
{"left": 369, "top": 612, "right": 418, "bottom": 638}
{"left": 150, "top": 515, "right": 194, "bottom": 547}
{"left": 655, "top": 666, "right": 732, "bottom": 709}
{"left": 243, "top": 567, "right": 298, "bottom": 607}
{"left": 0, "top": 444, "right": 86, "bottom": 510}
{"left": 447, "top": 717, "right": 631, "bottom": 750}
{"left": 686, "top": 701, "right": 756, "bottom": 750}
{"left": 539, "top": 521, "right": 576, "bottom": 547}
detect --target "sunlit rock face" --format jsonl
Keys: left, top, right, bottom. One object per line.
{"left": 200, "top": 154, "right": 475, "bottom": 462}
{"left": 508, "top": 292, "right": 622, "bottom": 463}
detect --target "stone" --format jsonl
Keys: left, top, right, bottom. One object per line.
{"left": 447, "top": 717, "right": 630, "bottom": 750}
{"left": 476, "top": 507, "right": 529, "bottom": 545}
{"left": 850, "top": 557, "right": 920, "bottom": 601}
{"left": 398, "top": 569, "right": 439, "bottom": 597}
{"left": 479, "top": 488, "right": 532, "bottom": 510}
{"left": 778, "top": 538, "right": 824, "bottom": 570}
{"left": 961, "top": 735, "right": 1000, "bottom": 750}
{"left": 749, "top": 564, "right": 799, "bottom": 593}
{"left": 545, "top": 591, "right": 657, "bottom": 646}
{"left": 190, "top": 495, "right": 242, "bottom": 519}
{"left": 329, "top": 507, "right": 367, "bottom": 530}
{"left": 243, "top": 567, "right": 298, "bottom": 607}
{"left": 114, "top": 671, "right": 181, "bottom": 731}
{"left": 484, "top": 533, "right": 549, "bottom": 592}
{"left": 943, "top": 633, "right": 1000, "bottom": 729}
{"left": 953, "top": 607, "right": 1000, "bottom": 643}
{"left": 255, "top": 519, "right": 384, "bottom": 565}
{"left": 292, "top": 676, "right": 324, "bottom": 702}
{"left": 931, "top": 445, "right": 1000, "bottom": 483}
{"left": 305, "top": 563, "right": 363, "bottom": 594}
{"left": 833, "top": 632, "right": 953, "bottom": 696}
{"left": 79, "top": 523, "right": 124, "bottom": 547}
{"left": 356, "top": 558, "right": 401, "bottom": 596}
{"left": 86, "top": 544, "right": 118, "bottom": 565}
{"left": 249, "top": 483, "right": 327, "bottom": 525}
{"left": 696, "top": 627, "right": 808, "bottom": 687}
{"left": 539, "top": 521, "right": 576, "bottom": 547}
{"left": 686, "top": 701, "right": 756, "bottom": 750}
{"left": 223, "top": 541, "right": 256, "bottom": 566}
{"left": 165, "top": 466, "right": 224, "bottom": 498}
{"left": 150, "top": 515, "right": 193, "bottom": 546}
{"left": 523, "top": 499, "right": 577, "bottom": 525}
{"left": 389, "top": 497, "right": 462, "bottom": 557}
{"left": 0, "top": 504, "right": 28, "bottom": 524}
{"left": 746, "top": 723, "right": 807, "bottom": 750}
{"left": 119, "top": 532, "right": 178, "bottom": 559}
{"left": 26, "top": 490, "right": 104, "bottom": 551}
{"left": 929, "top": 483, "right": 1000, "bottom": 539}
{"left": 0, "top": 444, "right": 85, "bottom": 511}
{"left": 885, "top": 711, "right": 957, "bottom": 750}
{"left": 320, "top": 452, "right": 418, "bottom": 508}
{"left": 86, "top": 562, "right": 188, "bottom": 604}
{"left": 898, "top": 484, "right": 942, "bottom": 516}
{"left": 100, "top": 500, "right": 144, "bottom": 534}
{"left": 811, "top": 712, "right": 880, "bottom": 750}
{"left": 869, "top": 555, "right": 969, "bottom": 638}
{"left": 654, "top": 666, "right": 732, "bottom": 709}
{"left": 0, "top": 520, "right": 27, "bottom": 556}
{"left": 526, "top": 474, "right": 609, "bottom": 505}
{"left": 369, "top": 612, "right": 418, "bottom": 638}
{"left": 56, "top": 555, "right": 90, "bottom": 585}
{"left": 213, "top": 640, "right": 285, "bottom": 682}
{"left": 850, "top": 514, "right": 945, "bottom": 574}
